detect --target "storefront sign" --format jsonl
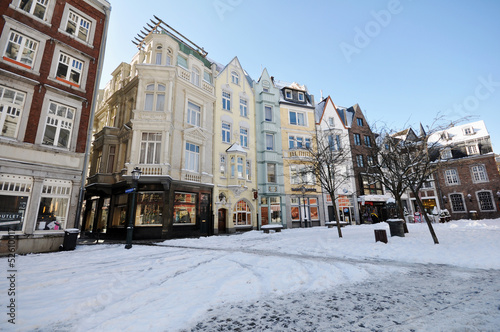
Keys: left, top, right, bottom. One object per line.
{"left": 0, "top": 213, "right": 22, "bottom": 225}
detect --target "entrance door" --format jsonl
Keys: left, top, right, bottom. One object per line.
{"left": 218, "top": 209, "right": 226, "bottom": 234}
{"left": 328, "top": 206, "right": 335, "bottom": 222}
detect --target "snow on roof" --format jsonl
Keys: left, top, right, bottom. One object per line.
{"left": 226, "top": 143, "right": 247, "bottom": 154}
{"left": 428, "top": 120, "right": 489, "bottom": 144}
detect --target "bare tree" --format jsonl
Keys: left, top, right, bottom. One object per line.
{"left": 297, "top": 124, "right": 353, "bottom": 238}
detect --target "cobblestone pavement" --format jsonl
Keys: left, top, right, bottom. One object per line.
{"left": 183, "top": 261, "right": 500, "bottom": 332}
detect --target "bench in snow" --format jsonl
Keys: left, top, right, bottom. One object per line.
{"left": 325, "top": 221, "right": 349, "bottom": 228}
{"left": 262, "top": 224, "right": 283, "bottom": 233}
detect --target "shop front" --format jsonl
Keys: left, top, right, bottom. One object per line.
{"left": 358, "top": 194, "right": 393, "bottom": 224}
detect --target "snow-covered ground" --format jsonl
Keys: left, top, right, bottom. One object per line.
{"left": 1, "top": 219, "right": 500, "bottom": 331}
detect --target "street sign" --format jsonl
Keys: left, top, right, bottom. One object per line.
{"left": 125, "top": 188, "right": 135, "bottom": 194}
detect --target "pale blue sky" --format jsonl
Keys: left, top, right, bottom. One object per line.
{"left": 101, "top": 0, "right": 500, "bottom": 150}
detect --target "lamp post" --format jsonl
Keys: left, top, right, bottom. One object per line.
{"left": 301, "top": 185, "right": 307, "bottom": 228}
{"left": 125, "top": 167, "right": 141, "bottom": 249}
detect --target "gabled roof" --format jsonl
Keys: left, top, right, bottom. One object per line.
{"left": 215, "top": 56, "right": 253, "bottom": 87}
{"left": 226, "top": 143, "right": 247, "bottom": 154}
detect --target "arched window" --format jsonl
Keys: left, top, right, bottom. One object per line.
{"left": 191, "top": 67, "right": 200, "bottom": 86}
{"left": 233, "top": 200, "right": 251, "bottom": 226}
{"left": 155, "top": 44, "right": 163, "bottom": 65}
{"left": 166, "top": 48, "right": 172, "bottom": 66}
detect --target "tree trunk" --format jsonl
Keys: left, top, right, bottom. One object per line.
{"left": 413, "top": 192, "right": 439, "bottom": 244}
{"left": 395, "top": 196, "right": 409, "bottom": 233}
{"left": 331, "top": 199, "right": 343, "bottom": 238}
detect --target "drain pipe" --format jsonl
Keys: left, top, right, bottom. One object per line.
{"left": 74, "top": 2, "right": 111, "bottom": 228}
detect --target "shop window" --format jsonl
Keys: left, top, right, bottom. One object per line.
{"left": 36, "top": 179, "right": 71, "bottom": 230}
{"left": 136, "top": 192, "right": 163, "bottom": 225}
{"left": 0, "top": 174, "right": 31, "bottom": 232}
{"left": 111, "top": 194, "right": 128, "bottom": 227}
{"left": 233, "top": 200, "right": 251, "bottom": 226}
{"left": 173, "top": 192, "right": 196, "bottom": 225}
{"left": 0, "top": 85, "right": 26, "bottom": 139}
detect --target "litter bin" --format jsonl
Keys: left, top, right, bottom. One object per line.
{"left": 386, "top": 219, "right": 405, "bottom": 237}
{"left": 374, "top": 229, "right": 388, "bottom": 243}
{"left": 469, "top": 210, "right": 478, "bottom": 220}
{"left": 62, "top": 228, "right": 80, "bottom": 251}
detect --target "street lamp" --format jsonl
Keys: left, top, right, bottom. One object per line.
{"left": 467, "top": 193, "right": 472, "bottom": 202}
{"left": 496, "top": 191, "right": 500, "bottom": 201}
{"left": 301, "top": 185, "right": 307, "bottom": 228}
{"left": 125, "top": 167, "right": 142, "bottom": 249}
{"left": 442, "top": 195, "right": 448, "bottom": 204}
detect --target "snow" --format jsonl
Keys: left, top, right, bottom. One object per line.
{"left": 1, "top": 219, "right": 500, "bottom": 331}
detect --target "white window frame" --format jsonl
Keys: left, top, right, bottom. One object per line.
{"left": 267, "top": 163, "right": 276, "bottom": 183}
{"left": 0, "top": 85, "right": 26, "bottom": 139}
{"left": 219, "top": 154, "right": 226, "bottom": 176}
{"left": 265, "top": 133, "right": 274, "bottom": 151}
{"left": 289, "top": 135, "right": 311, "bottom": 149}
{"left": 3, "top": 30, "right": 38, "bottom": 70}
{"left": 222, "top": 122, "right": 231, "bottom": 143}
{"left": 233, "top": 200, "right": 251, "bottom": 227}
{"left": 264, "top": 105, "right": 273, "bottom": 122}
{"left": 185, "top": 142, "right": 200, "bottom": 172}
{"left": 449, "top": 193, "right": 466, "bottom": 213}
{"left": 466, "top": 145, "right": 479, "bottom": 155}
{"left": 55, "top": 51, "right": 84, "bottom": 88}
{"left": 470, "top": 165, "right": 488, "bottom": 183}
{"left": 285, "top": 89, "right": 292, "bottom": 99}
{"left": 0, "top": 174, "right": 32, "bottom": 233}
{"left": 240, "top": 127, "right": 248, "bottom": 148}
{"left": 231, "top": 71, "right": 239, "bottom": 85}
{"left": 239, "top": 98, "right": 248, "bottom": 117}
{"left": 444, "top": 169, "right": 460, "bottom": 186}
{"left": 41, "top": 101, "right": 75, "bottom": 149}
{"left": 477, "top": 191, "right": 496, "bottom": 212}
{"left": 139, "top": 132, "right": 161, "bottom": 165}
{"left": 290, "top": 164, "right": 315, "bottom": 185}
{"left": 297, "top": 92, "right": 304, "bottom": 102}
{"left": 222, "top": 91, "right": 231, "bottom": 111}
{"left": 187, "top": 101, "right": 201, "bottom": 127}
{"left": 144, "top": 83, "right": 166, "bottom": 112}
{"left": 59, "top": 5, "right": 96, "bottom": 46}
{"left": 441, "top": 148, "right": 452, "bottom": 159}
{"left": 12, "top": 0, "right": 54, "bottom": 23}
{"left": 36, "top": 179, "right": 72, "bottom": 231}
{"left": 191, "top": 67, "right": 200, "bottom": 87}
{"left": 463, "top": 126, "right": 474, "bottom": 135}
{"left": 289, "top": 110, "right": 306, "bottom": 126}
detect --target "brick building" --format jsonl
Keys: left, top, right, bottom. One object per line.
{"left": 0, "top": 0, "right": 111, "bottom": 254}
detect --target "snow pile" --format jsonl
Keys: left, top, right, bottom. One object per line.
{"left": 0, "top": 219, "right": 499, "bottom": 331}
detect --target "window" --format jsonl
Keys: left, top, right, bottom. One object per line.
{"left": 42, "top": 101, "right": 74, "bottom": 148}
{"left": 185, "top": 142, "right": 199, "bottom": 172}
{"left": 56, "top": 52, "right": 83, "bottom": 87}
{"left": 187, "top": 101, "right": 201, "bottom": 126}
{"left": 289, "top": 135, "right": 311, "bottom": 149}
{"left": 36, "top": 179, "right": 71, "bottom": 230}
{"left": 230, "top": 156, "right": 235, "bottom": 178}
{"left": 364, "top": 136, "right": 372, "bottom": 147}
{"left": 289, "top": 111, "right": 305, "bottom": 126}
{"left": 222, "top": 91, "right": 231, "bottom": 111}
{"left": 240, "top": 99, "right": 248, "bottom": 117}
{"left": 298, "top": 92, "right": 304, "bottom": 102}
{"left": 177, "top": 55, "right": 187, "bottom": 68}
{"left": 267, "top": 163, "right": 276, "bottom": 183}
{"left": 139, "top": 132, "right": 161, "bottom": 164}
{"left": 144, "top": 83, "right": 165, "bottom": 112}
{"left": 191, "top": 67, "right": 200, "bottom": 86}
{"left": 367, "top": 155, "right": 375, "bottom": 166}
{"left": 290, "top": 164, "right": 315, "bottom": 185}
{"left": 240, "top": 127, "right": 248, "bottom": 147}
{"left": 328, "top": 135, "right": 341, "bottom": 151}
{"left": 266, "top": 133, "right": 274, "bottom": 151}
{"left": 136, "top": 192, "right": 163, "bottom": 225}
{"left": 231, "top": 71, "right": 239, "bottom": 85}
{"left": 357, "top": 118, "right": 364, "bottom": 126}
{"left": 173, "top": 192, "right": 196, "bottom": 225}
{"left": 106, "top": 145, "right": 116, "bottom": 173}
{"left": 219, "top": 154, "right": 226, "bottom": 175}
{"left": 471, "top": 165, "right": 488, "bottom": 183}
{"left": 222, "top": 122, "right": 231, "bottom": 143}
{"left": 155, "top": 52, "right": 162, "bottom": 65}
{"left": 264, "top": 105, "right": 272, "bottom": 122}
{"left": 285, "top": 90, "right": 292, "bottom": 99}
{"left": 463, "top": 126, "right": 474, "bottom": 135}
{"left": 466, "top": 145, "right": 478, "bottom": 155}
{"left": 444, "top": 169, "right": 459, "bottom": 185}
{"left": 65, "top": 10, "right": 91, "bottom": 42}
{"left": 237, "top": 157, "right": 244, "bottom": 178}
{"left": 0, "top": 86, "right": 26, "bottom": 139}
{"left": 4, "top": 31, "right": 38, "bottom": 69}
{"left": 361, "top": 174, "right": 383, "bottom": 195}
{"left": 328, "top": 117, "right": 334, "bottom": 126}
{"left": 233, "top": 200, "right": 251, "bottom": 226}
{"left": 477, "top": 191, "right": 495, "bottom": 211}
{"left": 20, "top": 0, "right": 49, "bottom": 20}
{"left": 262, "top": 82, "right": 270, "bottom": 93}
{"left": 421, "top": 174, "right": 434, "bottom": 189}
{"left": 441, "top": 149, "right": 452, "bottom": 159}
{"left": 450, "top": 193, "right": 465, "bottom": 212}
{"left": 0, "top": 174, "right": 31, "bottom": 232}
{"left": 203, "top": 71, "right": 212, "bottom": 83}
{"left": 246, "top": 160, "right": 251, "bottom": 180}
{"left": 354, "top": 133, "right": 361, "bottom": 145}
{"left": 356, "top": 155, "right": 364, "bottom": 167}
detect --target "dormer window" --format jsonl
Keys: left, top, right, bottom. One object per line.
{"left": 441, "top": 131, "right": 450, "bottom": 140}
{"left": 463, "top": 126, "right": 474, "bottom": 135}
{"left": 231, "top": 71, "right": 239, "bottom": 85}
{"left": 466, "top": 145, "right": 479, "bottom": 155}
{"left": 298, "top": 92, "right": 304, "bottom": 102}
{"left": 285, "top": 89, "right": 292, "bottom": 99}
{"left": 441, "top": 148, "right": 452, "bottom": 159}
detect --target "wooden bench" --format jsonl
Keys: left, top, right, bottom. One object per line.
{"left": 325, "top": 221, "right": 349, "bottom": 228}
{"left": 262, "top": 224, "right": 283, "bottom": 233}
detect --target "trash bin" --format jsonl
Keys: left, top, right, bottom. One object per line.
{"left": 469, "top": 210, "right": 478, "bottom": 220}
{"left": 386, "top": 219, "right": 405, "bottom": 237}
{"left": 62, "top": 228, "right": 80, "bottom": 251}
{"left": 374, "top": 229, "right": 388, "bottom": 243}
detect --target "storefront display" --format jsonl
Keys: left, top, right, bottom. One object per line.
{"left": 136, "top": 192, "right": 163, "bottom": 225}
{"left": 174, "top": 192, "right": 196, "bottom": 225}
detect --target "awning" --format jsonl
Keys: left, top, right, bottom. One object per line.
{"left": 357, "top": 194, "right": 393, "bottom": 204}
